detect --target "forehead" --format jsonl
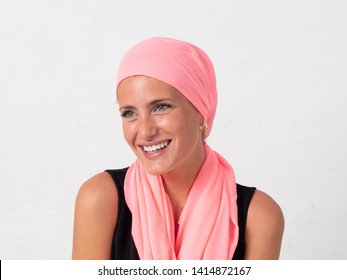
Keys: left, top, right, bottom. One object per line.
{"left": 117, "top": 76, "right": 181, "bottom": 104}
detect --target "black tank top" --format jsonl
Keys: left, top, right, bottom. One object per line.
{"left": 106, "top": 168, "right": 256, "bottom": 260}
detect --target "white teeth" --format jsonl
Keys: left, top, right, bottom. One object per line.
{"left": 143, "top": 141, "right": 169, "bottom": 153}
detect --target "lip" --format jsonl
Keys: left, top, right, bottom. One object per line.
{"left": 137, "top": 139, "right": 172, "bottom": 159}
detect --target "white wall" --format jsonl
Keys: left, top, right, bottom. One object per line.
{"left": 1, "top": 0, "right": 346, "bottom": 259}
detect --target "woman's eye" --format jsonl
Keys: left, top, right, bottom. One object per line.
{"left": 155, "top": 104, "right": 171, "bottom": 111}
{"left": 121, "top": 110, "right": 136, "bottom": 118}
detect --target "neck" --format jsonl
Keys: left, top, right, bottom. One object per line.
{"left": 162, "top": 143, "right": 206, "bottom": 209}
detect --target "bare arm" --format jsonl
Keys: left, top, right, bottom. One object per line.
{"left": 244, "top": 190, "right": 285, "bottom": 259}
{"left": 72, "top": 172, "right": 118, "bottom": 259}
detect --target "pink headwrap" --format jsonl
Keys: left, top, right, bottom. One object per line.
{"left": 116, "top": 37, "right": 217, "bottom": 137}
{"left": 117, "top": 37, "right": 238, "bottom": 259}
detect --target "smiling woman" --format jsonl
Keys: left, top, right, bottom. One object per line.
{"left": 72, "top": 37, "right": 284, "bottom": 260}
{"left": 118, "top": 76, "right": 204, "bottom": 177}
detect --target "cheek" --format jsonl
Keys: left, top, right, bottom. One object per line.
{"left": 156, "top": 115, "right": 182, "bottom": 134}
{"left": 181, "top": 113, "right": 204, "bottom": 143}
{"left": 122, "top": 122, "right": 136, "bottom": 146}
{"left": 161, "top": 111, "right": 201, "bottom": 139}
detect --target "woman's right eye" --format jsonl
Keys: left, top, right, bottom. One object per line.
{"left": 121, "top": 110, "right": 136, "bottom": 118}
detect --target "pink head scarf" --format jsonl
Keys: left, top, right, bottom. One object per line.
{"left": 116, "top": 37, "right": 238, "bottom": 259}
{"left": 116, "top": 37, "right": 217, "bottom": 137}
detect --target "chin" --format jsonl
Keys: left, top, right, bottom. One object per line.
{"left": 143, "top": 166, "right": 165, "bottom": 176}
{"left": 141, "top": 162, "right": 170, "bottom": 176}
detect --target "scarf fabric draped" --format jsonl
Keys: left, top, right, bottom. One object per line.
{"left": 117, "top": 37, "right": 239, "bottom": 259}
{"left": 124, "top": 144, "right": 238, "bottom": 259}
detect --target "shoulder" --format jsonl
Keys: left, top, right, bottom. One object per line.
{"left": 72, "top": 172, "right": 118, "bottom": 259}
{"left": 74, "top": 172, "right": 118, "bottom": 217}
{"left": 248, "top": 190, "right": 284, "bottom": 227}
{"left": 244, "top": 189, "right": 285, "bottom": 259}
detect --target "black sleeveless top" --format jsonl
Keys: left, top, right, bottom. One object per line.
{"left": 105, "top": 168, "right": 256, "bottom": 260}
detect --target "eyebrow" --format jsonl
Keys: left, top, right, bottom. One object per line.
{"left": 119, "top": 98, "right": 177, "bottom": 111}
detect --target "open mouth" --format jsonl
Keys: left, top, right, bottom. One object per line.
{"left": 142, "top": 140, "right": 171, "bottom": 153}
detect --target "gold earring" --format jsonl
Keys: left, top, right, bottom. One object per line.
{"left": 199, "top": 122, "right": 208, "bottom": 133}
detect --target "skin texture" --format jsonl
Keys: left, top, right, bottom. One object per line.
{"left": 72, "top": 172, "right": 118, "bottom": 259}
{"left": 245, "top": 190, "right": 285, "bottom": 259}
{"left": 72, "top": 76, "right": 284, "bottom": 260}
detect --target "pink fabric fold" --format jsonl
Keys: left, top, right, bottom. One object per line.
{"left": 117, "top": 37, "right": 238, "bottom": 259}
{"left": 125, "top": 144, "right": 238, "bottom": 259}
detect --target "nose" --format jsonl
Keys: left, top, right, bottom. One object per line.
{"left": 138, "top": 116, "right": 158, "bottom": 141}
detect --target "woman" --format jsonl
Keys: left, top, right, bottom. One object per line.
{"left": 72, "top": 37, "right": 284, "bottom": 260}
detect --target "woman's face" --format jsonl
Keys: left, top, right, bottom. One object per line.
{"left": 117, "top": 76, "right": 205, "bottom": 176}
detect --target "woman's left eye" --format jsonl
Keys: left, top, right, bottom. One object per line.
{"left": 155, "top": 104, "right": 171, "bottom": 111}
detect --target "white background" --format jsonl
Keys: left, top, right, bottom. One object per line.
{"left": 0, "top": 0, "right": 346, "bottom": 259}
